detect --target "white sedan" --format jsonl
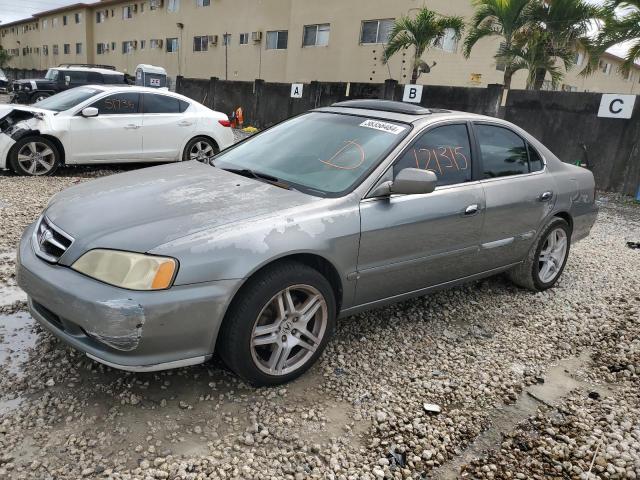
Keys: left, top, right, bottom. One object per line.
{"left": 0, "top": 85, "right": 234, "bottom": 176}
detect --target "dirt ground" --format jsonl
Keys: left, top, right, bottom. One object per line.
{"left": 0, "top": 142, "right": 639, "bottom": 478}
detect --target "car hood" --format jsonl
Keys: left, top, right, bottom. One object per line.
{"left": 44, "top": 161, "right": 318, "bottom": 265}
{"left": 0, "top": 104, "right": 52, "bottom": 121}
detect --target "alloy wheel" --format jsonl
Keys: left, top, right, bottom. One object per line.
{"left": 537, "top": 227, "right": 568, "bottom": 283}
{"left": 189, "top": 141, "right": 216, "bottom": 162}
{"left": 17, "top": 141, "right": 56, "bottom": 175}
{"left": 250, "top": 284, "right": 328, "bottom": 376}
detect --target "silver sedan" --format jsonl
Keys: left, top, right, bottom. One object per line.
{"left": 17, "top": 100, "right": 598, "bottom": 386}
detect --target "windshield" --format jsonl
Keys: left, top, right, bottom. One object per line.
{"left": 214, "top": 112, "right": 410, "bottom": 196}
{"left": 44, "top": 69, "right": 59, "bottom": 81}
{"left": 33, "top": 86, "right": 103, "bottom": 112}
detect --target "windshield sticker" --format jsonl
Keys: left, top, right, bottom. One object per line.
{"left": 320, "top": 140, "right": 365, "bottom": 170}
{"left": 359, "top": 119, "right": 406, "bottom": 135}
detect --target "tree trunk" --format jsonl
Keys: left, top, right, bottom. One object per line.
{"left": 533, "top": 68, "right": 547, "bottom": 90}
{"left": 503, "top": 68, "right": 514, "bottom": 90}
{"left": 411, "top": 67, "right": 419, "bottom": 85}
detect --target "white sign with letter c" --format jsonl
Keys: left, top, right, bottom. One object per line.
{"left": 597, "top": 94, "right": 636, "bottom": 119}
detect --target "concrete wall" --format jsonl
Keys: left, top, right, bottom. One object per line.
{"left": 176, "top": 76, "right": 639, "bottom": 195}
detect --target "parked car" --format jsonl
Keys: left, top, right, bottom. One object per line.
{"left": 0, "top": 68, "right": 8, "bottom": 93}
{"left": 16, "top": 100, "right": 597, "bottom": 386}
{"left": 0, "top": 85, "right": 234, "bottom": 175}
{"left": 10, "top": 64, "right": 128, "bottom": 104}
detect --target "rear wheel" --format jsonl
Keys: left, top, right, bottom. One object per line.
{"left": 9, "top": 136, "right": 60, "bottom": 176}
{"left": 218, "top": 261, "right": 336, "bottom": 386}
{"left": 183, "top": 136, "right": 219, "bottom": 163}
{"left": 508, "top": 217, "right": 571, "bottom": 291}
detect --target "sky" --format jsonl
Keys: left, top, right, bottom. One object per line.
{"left": 0, "top": 0, "right": 633, "bottom": 59}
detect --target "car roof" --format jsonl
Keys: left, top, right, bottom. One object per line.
{"left": 82, "top": 84, "right": 192, "bottom": 99}
{"left": 316, "top": 100, "right": 493, "bottom": 125}
{"left": 53, "top": 66, "right": 125, "bottom": 76}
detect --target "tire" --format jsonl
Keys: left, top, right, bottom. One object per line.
{"left": 217, "top": 261, "right": 336, "bottom": 386}
{"left": 182, "top": 136, "right": 219, "bottom": 163}
{"left": 8, "top": 136, "right": 60, "bottom": 176}
{"left": 507, "top": 217, "right": 571, "bottom": 291}
{"left": 30, "top": 92, "right": 50, "bottom": 103}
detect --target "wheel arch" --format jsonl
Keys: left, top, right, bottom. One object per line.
{"left": 553, "top": 211, "right": 573, "bottom": 232}
{"left": 182, "top": 134, "right": 220, "bottom": 160}
{"left": 8, "top": 131, "right": 66, "bottom": 166}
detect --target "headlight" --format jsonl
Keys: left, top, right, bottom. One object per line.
{"left": 72, "top": 249, "right": 178, "bottom": 290}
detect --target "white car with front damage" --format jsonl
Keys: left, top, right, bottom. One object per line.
{"left": 0, "top": 85, "right": 234, "bottom": 176}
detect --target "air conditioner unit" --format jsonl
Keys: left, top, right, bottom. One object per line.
{"left": 132, "top": 40, "right": 138, "bottom": 48}
{"left": 208, "top": 35, "right": 218, "bottom": 45}
{"left": 252, "top": 31, "right": 262, "bottom": 42}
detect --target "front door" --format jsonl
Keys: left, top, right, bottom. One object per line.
{"left": 69, "top": 92, "right": 143, "bottom": 163}
{"left": 472, "top": 122, "right": 557, "bottom": 269}
{"left": 355, "top": 123, "right": 485, "bottom": 306}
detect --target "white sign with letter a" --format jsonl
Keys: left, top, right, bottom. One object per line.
{"left": 597, "top": 94, "right": 636, "bottom": 119}
{"left": 403, "top": 84, "right": 423, "bottom": 103}
{"left": 291, "top": 83, "right": 303, "bottom": 98}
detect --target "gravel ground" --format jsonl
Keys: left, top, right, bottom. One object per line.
{"left": 1, "top": 151, "right": 639, "bottom": 479}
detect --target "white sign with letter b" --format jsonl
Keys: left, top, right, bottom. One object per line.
{"left": 403, "top": 84, "right": 423, "bottom": 103}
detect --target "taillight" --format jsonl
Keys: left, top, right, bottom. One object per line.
{"left": 218, "top": 119, "right": 231, "bottom": 127}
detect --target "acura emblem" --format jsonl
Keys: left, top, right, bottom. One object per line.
{"left": 39, "top": 228, "right": 53, "bottom": 247}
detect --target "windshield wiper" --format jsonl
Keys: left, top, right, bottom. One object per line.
{"left": 221, "top": 167, "right": 293, "bottom": 190}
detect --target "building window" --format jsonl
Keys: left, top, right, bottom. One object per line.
{"left": 222, "top": 33, "right": 231, "bottom": 46}
{"left": 122, "top": 40, "right": 135, "bottom": 53}
{"left": 140, "top": 40, "right": 146, "bottom": 49}
{"left": 266, "top": 30, "right": 288, "bottom": 50}
{"left": 150, "top": 0, "right": 161, "bottom": 10}
{"left": 140, "top": 3, "right": 144, "bottom": 12}
{"left": 123, "top": 6, "right": 133, "bottom": 19}
{"left": 167, "top": 0, "right": 180, "bottom": 12}
{"left": 599, "top": 61, "right": 612, "bottom": 75}
{"left": 76, "top": 42, "right": 82, "bottom": 54}
{"left": 53, "top": 17, "right": 59, "bottom": 27}
{"left": 42, "top": 19, "right": 48, "bottom": 29}
{"left": 166, "top": 37, "right": 179, "bottom": 52}
{"left": 360, "top": 19, "right": 394, "bottom": 44}
{"left": 303, "top": 23, "right": 330, "bottom": 47}
{"left": 63, "top": 15, "right": 68, "bottom": 26}
{"left": 196, "top": 0, "right": 210, "bottom": 6}
{"left": 111, "top": 41, "right": 116, "bottom": 50}
{"left": 239, "top": 33, "right": 249, "bottom": 45}
{"left": 96, "top": 11, "right": 106, "bottom": 23}
{"left": 97, "top": 43, "right": 107, "bottom": 54}
{"left": 75, "top": 12, "right": 82, "bottom": 24}
{"left": 574, "top": 51, "right": 584, "bottom": 66}
{"left": 150, "top": 38, "right": 162, "bottom": 49}
{"left": 63, "top": 43, "right": 70, "bottom": 54}
{"left": 433, "top": 28, "right": 458, "bottom": 53}
{"left": 53, "top": 44, "right": 59, "bottom": 55}
{"left": 43, "top": 45, "right": 49, "bottom": 55}
{"left": 193, "top": 36, "right": 208, "bottom": 52}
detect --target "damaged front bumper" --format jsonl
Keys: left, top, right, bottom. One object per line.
{"left": 17, "top": 222, "right": 242, "bottom": 372}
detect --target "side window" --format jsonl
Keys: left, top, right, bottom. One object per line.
{"left": 87, "top": 72, "right": 102, "bottom": 84}
{"left": 142, "top": 93, "right": 181, "bottom": 113}
{"left": 90, "top": 93, "right": 139, "bottom": 115}
{"left": 178, "top": 99, "right": 190, "bottom": 112}
{"left": 67, "top": 71, "right": 89, "bottom": 84}
{"left": 394, "top": 124, "right": 472, "bottom": 186}
{"left": 528, "top": 143, "right": 544, "bottom": 172}
{"left": 476, "top": 124, "right": 529, "bottom": 178}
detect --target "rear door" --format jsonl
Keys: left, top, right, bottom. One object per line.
{"left": 68, "top": 91, "right": 143, "bottom": 163}
{"left": 141, "top": 93, "right": 193, "bottom": 161}
{"left": 356, "top": 122, "right": 485, "bottom": 305}
{"left": 473, "top": 122, "right": 556, "bottom": 269}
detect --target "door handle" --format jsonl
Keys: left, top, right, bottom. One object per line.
{"left": 464, "top": 204, "right": 480, "bottom": 216}
{"left": 538, "top": 191, "right": 553, "bottom": 202}
{"left": 178, "top": 121, "right": 193, "bottom": 127}
{"left": 124, "top": 124, "right": 140, "bottom": 130}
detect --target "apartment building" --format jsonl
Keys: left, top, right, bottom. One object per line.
{"left": 1, "top": 0, "right": 639, "bottom": 94}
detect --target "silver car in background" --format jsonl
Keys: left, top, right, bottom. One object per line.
{"left": 17, "top": 100, "right": 597, "bottom": 386}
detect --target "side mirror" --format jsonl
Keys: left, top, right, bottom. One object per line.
{"left": 81, "top": 107, "right": 99, "bottom": 118}
{"left": 371, "top": 168, "right": 437, "bottom": 197}
{"left": 64, "top": 75, "right": 71, "bottom": 86}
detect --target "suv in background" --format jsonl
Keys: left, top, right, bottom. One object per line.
{"left": 10, "top": 64, "right": 128, "bottom": 104}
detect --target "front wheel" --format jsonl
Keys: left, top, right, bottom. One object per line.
{"left": 508, "top": 217, "right": 571, "bottom": 291}
{"left": 30, "top": 92, "right": 50, "bottom": 103}
{"left": 217, "top": 261, "right": 336, "bottom": 386}
{"left": 183, "top": 136, "right": 219, "bottom": 163}
{"left": 8, "top": 136, "right": 60, "bottom": 176}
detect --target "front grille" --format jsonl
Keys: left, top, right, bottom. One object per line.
{"left": 32, "top": 216, "right": 74, "bottom": 263}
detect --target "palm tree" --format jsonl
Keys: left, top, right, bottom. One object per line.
{"left": 0, "top": 47, "right": 11, "bottom": 69}
{"left": 463, "top": 0, "right": 534, "bottom": 89}
{"left": 598, "top": 0, "right": 640, "bottom": 74}
{"left": 528, "top": 0, "right": 604, "bottom": 89}
{"left": 499, "top": 30, "right": 569, "bottom": 89}
{"left": 383, "top": 8, "right": 465, "bottom": 84}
